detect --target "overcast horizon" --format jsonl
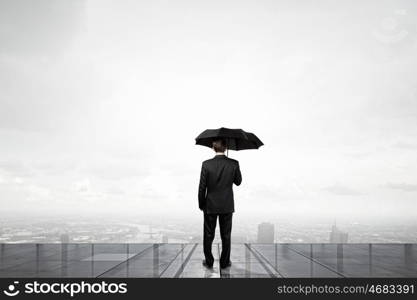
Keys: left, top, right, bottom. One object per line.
{"left": 1, "top": 0, "right": 417, "bottom": 224}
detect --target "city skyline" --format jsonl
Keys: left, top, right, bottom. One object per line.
{"left": 1, "top": 213, "right": 416, "bottom": 244}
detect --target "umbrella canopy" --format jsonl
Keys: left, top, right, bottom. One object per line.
{"left": 195, "top": 127, "right": 264, "bottom": 151}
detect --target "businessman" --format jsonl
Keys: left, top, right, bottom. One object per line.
{"left": 198, "top": 139, "right": 242, "bottom": 269}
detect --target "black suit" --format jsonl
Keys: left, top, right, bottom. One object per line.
{"left": 198, "top": 154, "right": 242, "bottom": 268}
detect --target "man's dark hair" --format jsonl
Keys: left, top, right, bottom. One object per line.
{"left": 212, "top": 139, "right": 227, "bottom": 152}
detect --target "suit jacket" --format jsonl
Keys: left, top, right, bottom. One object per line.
{"left": 198, "top": 154, "right": 242, "bottom": 214}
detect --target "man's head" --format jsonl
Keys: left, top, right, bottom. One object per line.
{"left": 212, "top": 139, "right": 227, "bottom": 153}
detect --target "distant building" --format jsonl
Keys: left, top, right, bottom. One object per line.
{"left": 60, "top": 233, "right": 70, "bottom": 244}
{"left": 257, "top": 222, "right": 275, "bottom": 243}
{"left": 329, "top": 224, "right": 348, "bottom": 243}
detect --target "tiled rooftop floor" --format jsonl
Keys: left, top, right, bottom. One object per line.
{"left": 0, "top": 243, "right": 416, "bottom": 278}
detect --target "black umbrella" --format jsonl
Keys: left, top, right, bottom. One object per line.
{"left": 195, "top": 127, "right": 264, "bottom": 156}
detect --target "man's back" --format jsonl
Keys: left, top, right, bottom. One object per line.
{"left": 198, "top": 155, "right": 242, "bottom": 214}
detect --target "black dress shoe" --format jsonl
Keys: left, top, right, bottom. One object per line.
{"left": 220, "top": 261, "right": 232, "bottom": 269}
{"left": 202, "top": 260, "right": 213, "bottom": 268}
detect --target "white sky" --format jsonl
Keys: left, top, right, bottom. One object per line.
{"left": 0, "top": 0, "right": 416, "bottom": 221}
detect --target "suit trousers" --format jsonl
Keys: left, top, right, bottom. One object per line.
{"left": 203, "top": 212, "right": 233, "bottom": 268}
